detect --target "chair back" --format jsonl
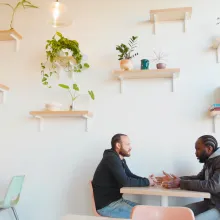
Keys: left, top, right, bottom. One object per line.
{"left": 3, "top": 175, "right": 25, "bottom": 208}
{"left": 89, "top": 181, "right": 101, "bottom": 217}
{"left": 131, "top": 205, "right": 195, "bottom": 220}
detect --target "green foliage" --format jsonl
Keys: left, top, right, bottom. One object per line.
{"left": 116, "top": 36, "right": 138, "bottom": 60}
{"left": 88, "top": 90, "right": 95, "bottom": 100}
{"left": 41, "top": 32, "right": 90, "bottom": 88}
{"left": 73, "top": 84, "right": 79, "bottom": 91}
{"left": 0, "top": 0, "right": 38, "bottom": 29}
{"left": 42, "top": 32, "right": 94, "bottom": 103}
{"left": 58, "top": 84, "right": 69, "bottom": 89}
{"left": 58, "top": 84, "right": 95, "bottom": 101}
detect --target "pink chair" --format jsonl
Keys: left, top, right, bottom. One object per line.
{"left": 131, "top": 205, "right": 195, "bottom": 220}
{"left": 89, "top": 181, "right": 125, "bottom": 219}
{"left": 89, "top": 181, "right": 101, "bottom": 217}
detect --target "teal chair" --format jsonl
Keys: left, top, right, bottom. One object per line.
{"left": 0, "top": 176, "right": 25, "bottom": 220}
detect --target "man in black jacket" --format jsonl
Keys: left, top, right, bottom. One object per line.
{"left": 157, "top": 135, "right": 220, "bottom": 220}
{"left": 92, "top": 133, "right": 155, "bottom": 219}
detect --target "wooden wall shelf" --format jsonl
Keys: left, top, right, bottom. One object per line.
{"left": 113, "top": 68, "right": 180, "bottom": 93}
{"left": 29, "top": 110, "right": 93, "bottom": 132}
{"left": 213, "top": 38, "right": 220, "bottom": 63}
{"left": 150, "top": 7, "right": 192, "bottom": 34}
{"left": 0, "top": 29, "right": 22, "bottom": 52}
{"left": 210, "top": 110, "right": 220, "bottom": 133}
{"left": 0, "top": 84, "right": 9, "bottom": 103}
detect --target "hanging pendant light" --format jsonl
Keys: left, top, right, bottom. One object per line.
{"left": 49, "top": 0, "right": 72, "bottom": 28}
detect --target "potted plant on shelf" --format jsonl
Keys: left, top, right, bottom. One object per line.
{"left": 41, "top": 32, "right": 95, "bottom": 110}
{"left": 151, "top": 50, "right": 168, "bottom": 69}
{"left": 0, "top": 0, "right": 38, "bottom": 29}
{"left": 58, "top": 83, "right": 95, "bottom": 110}
{"left": 116, "top": 36, "right": 138, "bottom": 70}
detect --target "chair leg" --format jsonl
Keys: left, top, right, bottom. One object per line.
{"left": 11, "top": 207, "right": 19, "bottom": 220}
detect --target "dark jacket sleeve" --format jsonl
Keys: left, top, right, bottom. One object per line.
{"left": 180, "top": 165, "right": 220, "bottom": 194}
{"left": 106, "top": 155, "right": 149, "bottom": 187}
{"left": 180, "top": 168, "right": 205, "bottom": 180}
{"left": 123, "top": 160, "right": 145, "bottom": 179}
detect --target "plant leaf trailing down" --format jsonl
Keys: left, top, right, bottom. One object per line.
{"left": 41, "top": 32, "right": 94, "bottom": 102}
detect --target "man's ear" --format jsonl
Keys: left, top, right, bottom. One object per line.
{"left": 115, "top": 142, "right": 121, "bottom": 151}
{"left": 207, "top": 146, "right": 214, "bottom": 154}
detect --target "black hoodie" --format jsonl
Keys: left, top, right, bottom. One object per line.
{"left": 92, "top": 149, "right": 150, "bottom": 210}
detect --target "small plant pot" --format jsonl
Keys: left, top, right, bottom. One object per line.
{"left": 70, "top": 100, "right": 76, "bottom": 111}
{"left": 141, "top": 59, "right": 149, "bottom": 70}
{"left": 58, "top": 49, "right": 72, "bottom": 57}
{"left": 120, "top": 59, "right": 133, "bottom": 71}
{"left": 45, "top": 102, "right": 62, "bottom": 111}
{"left": 156, "top": 63, "right": 166, "bottom": 69}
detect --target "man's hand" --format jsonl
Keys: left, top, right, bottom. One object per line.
{"left": 148, "top": 174, "right": 157, "bottom": 186}
{"left": 161, "top": 177, "right": 181, "bottom": 189}
{"left": 155, "top": 171, "right": 177, "bottom": 185}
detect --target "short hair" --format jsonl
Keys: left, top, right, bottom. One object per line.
{"left": 199, "top": 135, "right": 218, "bottom": 152}
{"left": 111, "top": 133, "right": 127, "bottom": 150}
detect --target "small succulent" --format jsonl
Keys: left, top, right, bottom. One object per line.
{"left": 150, "top": 49, "right": 168, "bottom": 64}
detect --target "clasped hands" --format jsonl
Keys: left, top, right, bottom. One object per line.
{"left": 148, "top": 171, "right": 181, "bottom": 189}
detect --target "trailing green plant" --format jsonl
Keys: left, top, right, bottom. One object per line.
{"left": 41, "top": 32, "right": 90, "bottom": 88}
{"left": 58, "top": 83, "right": 95, "bottom": 103}
{"left": 0, "top": 0, "right": 38, "bottom": 29}
{"left": 116, "top": 36, "right": 138, "bottom": 60}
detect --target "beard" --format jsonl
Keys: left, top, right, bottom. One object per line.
{"left": 198, "top": 150, "right": 209, "bottom": 163}
{"left": 119, "top": 148, "right": 131, "bottom": 157}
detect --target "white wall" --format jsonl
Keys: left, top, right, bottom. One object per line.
{"left": 0, "top": 0, "right": 220, "bottom": 219}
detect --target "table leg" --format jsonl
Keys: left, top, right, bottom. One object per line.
{"left": 161, "top": 196, "right": 168, "bottom": 207}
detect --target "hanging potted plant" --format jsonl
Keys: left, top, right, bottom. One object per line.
{"left": 116, "top": 36, "right": 138, "bottom": 70}
{"left": 0, "top": 0, "right": 38, "bottom": 29}
{"left": 41, "top": 32, "right": 95, "bottom": 110}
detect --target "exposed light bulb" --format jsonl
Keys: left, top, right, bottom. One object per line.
{"left": 49, "top": 0, "right": 72, "bottom": 28}
{"left": 52, "top": 1, "right": 60, "bottom": 21}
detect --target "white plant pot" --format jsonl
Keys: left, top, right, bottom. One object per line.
{"left": 45, "top": 102, "right": 62, "bottom": 111}
{"left": 70, "top": 100, "right": 76, "bottom": 111}
{"left": 58, "top": 49, "right": 72, "bottom": 57}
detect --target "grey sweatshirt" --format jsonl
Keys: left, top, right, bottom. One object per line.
{"left": 180, "top": 148, "right": 220, "bottom": 208}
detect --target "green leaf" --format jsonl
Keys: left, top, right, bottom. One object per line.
{"left": 73, "top": 84, "right": 79, "bottom": 91}
{"left": 58, "top": 84, "right": 69, "bottom": 89}
{"left": 23, "top": 4, "right": 38, "bottom": 9}
{"left": 42, "top": 77, "right": 47, "bottom": 82}
{"left": 84, "top": 63, "right": 90, "bottom": 68}
{"left": 43, "top": 81, "right": 48, "bottom": 85}
{"left": 41, "top": 63, "right": 45, "bottom": 69}
{"left": 50, "top": 56, "right": 53, "bottom": 63}
{"left": 88, "top": 90, "right": 95, "bottom": 100}
{"left": 56, "top": 32, "right": 62, "bottom": 38}
{"left": 79, "top": 64, "right": 82, "bottom": 69}
{"left": 0, "top": 3, "right": 14, "bottom": 10}
{"left": 44, "top": 74, "right": 49, "bottom": 77}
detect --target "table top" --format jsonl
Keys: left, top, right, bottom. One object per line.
{"left": 121, "top": 186, "right": 210, "bottom": 199}
{"left": 62, "top": 215, "right": 129, "bottom": 220}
